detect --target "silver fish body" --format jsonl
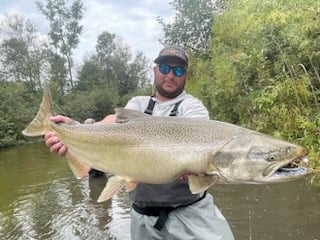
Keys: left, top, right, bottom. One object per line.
{"left": 22, "top": 84, "right": 312, "bottom": 202}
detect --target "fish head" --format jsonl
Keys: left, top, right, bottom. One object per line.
{"left": 211, "top": 132, "right": 312, "bottom": 184}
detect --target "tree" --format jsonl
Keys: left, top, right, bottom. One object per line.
{"left": 74, "top": 31, "right": 151, "bottom": 119}
{"left": 0, "top": 81, "right": 41, "bottom": 147}
{"left": 36, "top": 0, "right": 84, "bottom": 90}
{"left": 158, "top": 0, "right": 225, "bottom": 56}
{"left": 204, "top": 0, "right": 320, "bottom": 167}
{"left": 83, "top": 31, "right": 150, "bottom": 96}
{"left": 0, "top": 14, "right": 48, "bottom": 89}
{"left": 47, "top": 53, "right": 68, "bottom": 94}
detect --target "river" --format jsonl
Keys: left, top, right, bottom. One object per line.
{"left": 0, "top": 142, "right": 319, "bottom": 240}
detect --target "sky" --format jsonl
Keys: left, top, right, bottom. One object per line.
{"left": 0, "top": 0, "right": 175, "bottom": 65}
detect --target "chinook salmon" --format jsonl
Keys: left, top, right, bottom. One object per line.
{"left": 22, "top": 84, "right": 312, "bottom": 202}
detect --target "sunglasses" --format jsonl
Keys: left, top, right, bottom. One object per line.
{"left": 158, "top": 64, "right": 187, "bottom": 77}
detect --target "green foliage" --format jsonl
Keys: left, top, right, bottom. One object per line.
{"left": 78, "top": 31, "right": 151, "bottom": 97}
{"left": 205, "top": 0, "right": 320, "bottom": 168}
{"left": 185, "top": 55, "right": 216, "bottom": 117}
{"left": 170, "top": 0, "right": 320, "bottom": 170}
{"left": 0, "top": 82, "right": 41, "bottom": 147}
{"left": 158, "top": 0, "right": 224, "bottom": 57}
{"left": 48, "top": 53, "right": 68, "bottom": 94}
{"left": 60, "top": 85, "right": 119, "bottom": 122}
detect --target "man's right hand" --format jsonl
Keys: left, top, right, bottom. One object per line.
{"left": 44, "top": 114, "right": 116, "bottom": 156}
{"left": 44, "top": 115, "right": 74, "bottom": 156}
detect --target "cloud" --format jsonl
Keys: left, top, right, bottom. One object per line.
{"left": 0, "top": 0, "right": 175, "bottom": 64}
{"left": 78, "top": 0, "right": 174, "bottom": 62}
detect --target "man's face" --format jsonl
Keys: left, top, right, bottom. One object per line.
{"left": 153, "top": 58, "right": 188, "bottom": 99}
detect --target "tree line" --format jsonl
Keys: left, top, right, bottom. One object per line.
{"left": 0, "top": 0, "right": 151, "bottom": 147}
{"left": 0, "top": 0, "right": 319, "bottom": 170}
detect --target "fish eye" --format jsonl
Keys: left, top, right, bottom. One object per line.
{"left": 286, "top": 147, "right": 292, "bottom": 154}
{"left": 268, "top": 155, "right": 276, "bottom": 161}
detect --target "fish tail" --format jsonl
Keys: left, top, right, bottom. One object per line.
{"left": 22, "top": 83, "right": 55, "bottom": 136}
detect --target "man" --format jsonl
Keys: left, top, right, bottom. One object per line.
{"left": 44, "top": 46, "right": 234, "bottom": 240}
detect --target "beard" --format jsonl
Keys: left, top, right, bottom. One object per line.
{"left": 155, "top": 81, "right": 185, "bottom": 99}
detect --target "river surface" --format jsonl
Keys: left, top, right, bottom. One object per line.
{"left": 0, "top": 142, "right": 319, "bottom": 240}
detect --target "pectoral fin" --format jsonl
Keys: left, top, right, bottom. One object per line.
{"left": 188, "top": 174, "right": 219, "bottom": 194}
{"left": 97, "top": 175, "right": 137, "bottom": 202}
{"left": 66, "top": 151, "right": 91, "bottom": 179}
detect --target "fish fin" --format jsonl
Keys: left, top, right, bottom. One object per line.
{"left": 66, "top": 151, "right": 91, "bottom": 179}
{"left": 97, "top": 175, "right": 127, "bottom": 202}
{"left": 22, "top": 82, "right": 55, "bottom": 136}
{"left": 188, "top": 174, "right": 219, "bottom": 194}
{"left": 114, "top": 108, "right": 150, "bottom": 123}
{"left": 97, "top": 176, "right": 137, "bottom": 202}
{"left": 126, "top": 180, "right": 137, "bottom": 192}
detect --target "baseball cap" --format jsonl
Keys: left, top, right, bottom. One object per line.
{"left": 154, "top": 46, "right": 188, "bottom": 65}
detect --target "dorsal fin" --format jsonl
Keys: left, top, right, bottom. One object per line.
{"left": 114, "top": 108, "right": 150, "bottom": 123}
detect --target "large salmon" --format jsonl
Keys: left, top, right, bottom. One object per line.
{"left": 22, "top": 84, "right": 311, "bottom": 202}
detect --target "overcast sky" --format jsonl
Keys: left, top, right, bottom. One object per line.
{"left": 0, "top": 0, "right": 175, "bottom": 65}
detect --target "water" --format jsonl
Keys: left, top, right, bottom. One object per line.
{"left": 0, "top": 143, "right": 319, "bottom": 240}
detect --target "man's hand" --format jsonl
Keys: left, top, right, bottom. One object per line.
{"left": 44, "top": 115, "right": 73, "bottom": 156}
{"left": 43, "top": 114, "right": 116, "bottom": 156}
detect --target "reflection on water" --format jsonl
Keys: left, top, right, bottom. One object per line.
{"left": 210, "top": 182, "right": 320, "bottom": 240}
{"left": 0, "top": 143, "right": 319, "bottom": 240}
{"left": 0, "top": 143, "right": 131, "bottom": 240}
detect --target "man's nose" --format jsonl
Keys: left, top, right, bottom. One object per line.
{"left": 166, "top": 69, "right": 175, "bottom": 77}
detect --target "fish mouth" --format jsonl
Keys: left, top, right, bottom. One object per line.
{"left": 262, "top": 156, "right": 312, "bottom": 182}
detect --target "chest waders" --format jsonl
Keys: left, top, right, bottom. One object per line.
{"left": 143, "top": 97, "right": 183, "bottom": 116}
{"left": 132, "top": 97, "right": 206, "bottom": 231}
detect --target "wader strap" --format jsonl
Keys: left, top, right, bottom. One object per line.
{"left": 154, "top": 209, "right": 172, "bottom": 231}
{"left": 143, "top": 97, "right": 184, "bottom": 116}
{"left": 169, "top": 99, "right": 183, "bottom": 116}
{"left": 144, "top": 97, "right": 156, "bottom": 115}
{"left": 132, "top": 192, "right": 207, "bottom": 231}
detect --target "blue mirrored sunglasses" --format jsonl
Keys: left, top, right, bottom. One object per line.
{"left": 158, "top": 64, "right": 187, "bottom": 77}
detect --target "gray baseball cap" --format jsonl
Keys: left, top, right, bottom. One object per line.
{"left": 154, "top": 46, "right": 188, "bottom": 65}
